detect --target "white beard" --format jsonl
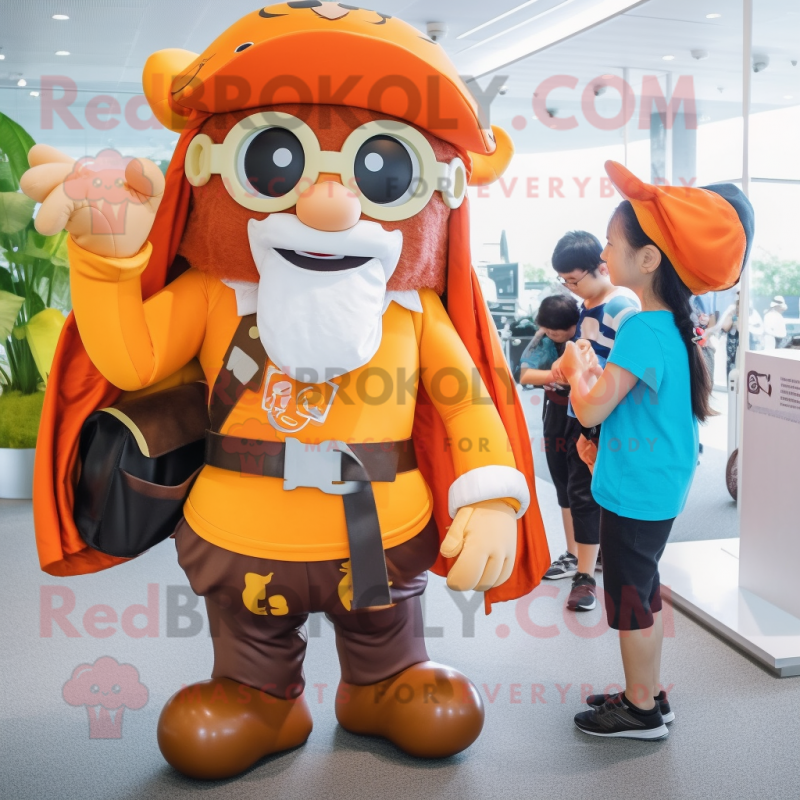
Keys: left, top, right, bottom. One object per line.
{"left": 248, "top": 214, "right": 403, "bottom": 383}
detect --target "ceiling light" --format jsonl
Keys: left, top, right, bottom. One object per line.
{"left": 465, "top": 1, "right": 658, "bottom": 76}
{"left": 662, "top": 55, "right": 675, "bottom": 61}
{"left": 55, "top": 50, "right": 70, "bottom": 56}
{"left": 706, "top": 13, "right": 721, "bottom": 19}
{"left": 30, "top": 91, "right": 39, "bottom": 97}
{"left": 457, "top": 0, "right": 544, "bottom": 39}
{"left": 785, "top": 95, "right": 794, "bottom": 99}
{"left": 460, "top": 0, "right": 575, "bottom": 52}
{"left": 0, "top": 54, "right": 5, "bottom": 60}
{"left": 52, "top": 14, "right": 69, "bottom": 20}
{"left": 17, "top": 78, "right": 27, "bottom": 87}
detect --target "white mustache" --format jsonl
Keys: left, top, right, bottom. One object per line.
{"left": 248, "top": 213, "right": 403, "bottom": 280}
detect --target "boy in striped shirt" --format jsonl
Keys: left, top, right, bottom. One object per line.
{"left": 548, "top": 231, "right": 640, "bottom": 611}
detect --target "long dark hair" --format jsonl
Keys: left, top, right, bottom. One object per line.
{"left": 612, "top": 201, "right": 714, "bottom": 422}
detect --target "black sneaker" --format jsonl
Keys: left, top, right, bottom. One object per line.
{"left": 544, "top": 551, "right": 578, "bottom": 580}
{"left": 567, "top": 572, "right": 597, "bottom": 611}
{"left": 586, "top": 690, "right": 674, "bottom": 723}
{"left": 574, "top": 693, "right": 668, "bottom": 740}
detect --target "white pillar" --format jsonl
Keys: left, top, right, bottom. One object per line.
{"left": 736, "top": 0, "right": 754, "bottom": 494}
{"left": 623, "top": 66, "right": 630, "bottom": 166}
{"left": 664, "top": 71, "right": 673, "bottom": 184}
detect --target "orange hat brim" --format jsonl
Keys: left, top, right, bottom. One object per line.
{"left": 605, "top": 161, "right": 746, "bottom": 294}
{"left": 169, "top": 11, "right": 492, "bottom": 155}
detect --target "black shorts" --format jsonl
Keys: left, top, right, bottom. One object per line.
{"left": 542, "top": 394, "right": 570, "bottom": 508}
{"left": 565, "top": 415, "right": 601, "bottom": 545}
{"left": 599, "top": 509, "right": 675, "bottom": 631}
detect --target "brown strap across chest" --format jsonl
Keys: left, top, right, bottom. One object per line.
{"left": 209, "top": 314, "right": 266, "bottom": 433}
{"left": 205, "top": 312, "right": 414, "bottom": 609}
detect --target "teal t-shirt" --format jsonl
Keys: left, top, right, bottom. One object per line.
{"left": 591, "top": 311, "right": 699, "bottom": 521}
{"left": 519, "top": 333, "right": 559, "bottom": 371}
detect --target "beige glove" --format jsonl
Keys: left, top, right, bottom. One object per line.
{"left": 440, "top": 499, "right": 517, "bottom": 592}
{"left": 19, "top": 144, "right": 165, "bottom": 259}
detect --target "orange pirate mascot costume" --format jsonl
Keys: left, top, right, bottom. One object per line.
{"left": 23, "top": 2, "right": 550, "bottom": 779}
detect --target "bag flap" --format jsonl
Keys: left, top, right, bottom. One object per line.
{"left": 99, "top": 382, "right": 209, "bottom": 458}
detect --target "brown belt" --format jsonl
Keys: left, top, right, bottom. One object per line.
{"left": 205, "top": 432, "right": 416, "bottom": 482}
{"left": 204, "top": 432, "right": 418, "bottom": 609}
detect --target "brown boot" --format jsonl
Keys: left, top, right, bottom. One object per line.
{"left": 157, "top": 678, "right": 313, "bottom": 779}
{"left": 335, "top": 661, "right": 484, "bottom": 758}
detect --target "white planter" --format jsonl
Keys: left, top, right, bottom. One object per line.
{"left": 0, "top": 448, "right": 35, "bottom": 499}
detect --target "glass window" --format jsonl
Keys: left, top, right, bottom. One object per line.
{"left": 746, "top": 182, "right": 800, "bottom": 351}
{"left": 0, "top": 86, "right": 176, "bottom": 165}
{"left": 742, "top": 0, "right": 800, "bottom": 355}
{"left": 470, "top": 0, "right": 745, "bottom": 305}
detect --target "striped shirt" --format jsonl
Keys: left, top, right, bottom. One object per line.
{"left": 568, "top": 288, "right": 640, "bottom": 418}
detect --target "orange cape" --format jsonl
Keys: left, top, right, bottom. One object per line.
{"left": 33, "top": 126, "right": 550, "bottom": 613}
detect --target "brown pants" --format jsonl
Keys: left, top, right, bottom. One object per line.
{"left": 174, "top": 517, "right": 440, "bottom": 699}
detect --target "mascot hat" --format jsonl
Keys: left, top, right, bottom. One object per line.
{"left": 35, "top": 2, "right": 549, "bottom": 612}
{"left": 605, "top": 160, "right": 754, "bottom": 294}
{"left": 143, "top": 1, "right": 509, "bottom": 169}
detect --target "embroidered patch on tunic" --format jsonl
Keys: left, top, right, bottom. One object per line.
{"left": 261, "top": 365, "right": 339, "bottom": 433}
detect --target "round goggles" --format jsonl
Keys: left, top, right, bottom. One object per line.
{"left": 184, "top": 111, "right": 467, "bottom": 222}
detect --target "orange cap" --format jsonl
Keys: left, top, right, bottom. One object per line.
{"left": 605, "top": 161, "right": 754, "bottom": 294}
{"left": 142, "top": 1, "right": 513, "bottom": 181}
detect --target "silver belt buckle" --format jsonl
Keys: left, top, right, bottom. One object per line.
{"left": 283, "top": 437, "right": 366, "bottom": 495}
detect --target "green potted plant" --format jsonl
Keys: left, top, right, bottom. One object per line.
{"left": 0, "top": 111, "right": 69, "bottom": 498}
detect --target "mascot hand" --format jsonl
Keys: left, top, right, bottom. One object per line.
{"left": 440, "top": 499, "right": 517, "bottom": 592}
{"left": 20, "top": 144, "right": 165, "bottom": 259}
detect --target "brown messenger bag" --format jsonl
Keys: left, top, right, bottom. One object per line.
{"left": 74, "top": 382, "right": 209, "bottom": 558}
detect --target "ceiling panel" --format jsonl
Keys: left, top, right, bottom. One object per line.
{"left": 0, "top": 0, "right": 797, "bottom": 155}
{"left": 2, "top": 1, "right": 797, "bottom": 98}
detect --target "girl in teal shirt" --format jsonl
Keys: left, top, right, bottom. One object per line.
{"left": 561, "top": 161, "right": 753, "bottom": 741}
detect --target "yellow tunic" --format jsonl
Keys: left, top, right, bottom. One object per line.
{"left": 69, "top": 238, "right": 517, "bottom": 561}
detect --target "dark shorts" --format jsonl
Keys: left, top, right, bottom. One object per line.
{"left": 599, "top": 509, "right": 675, "bottom": 631}
{"left": 565, "top": 415, "right": 601, "bottom": 545}
{"left": 173, "top": 517, "right": 439, "bottom": 696}
{"left": 543, "top": 394, "right": 570, "bottom": 508}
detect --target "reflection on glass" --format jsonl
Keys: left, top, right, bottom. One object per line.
{"left": 746, "top": 183, "right": 800, "bottom": 355}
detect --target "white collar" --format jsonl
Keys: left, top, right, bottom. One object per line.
{"left": 222, "top": 279, "right": 422, "bottom": 317}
